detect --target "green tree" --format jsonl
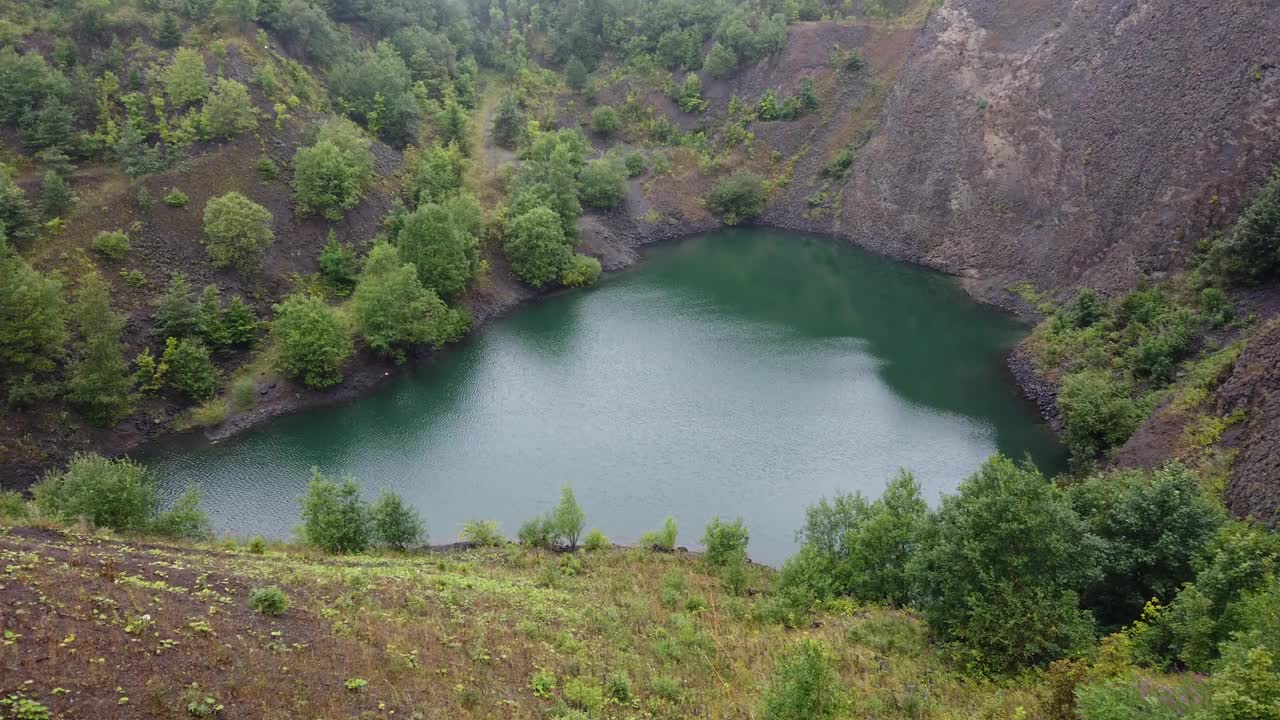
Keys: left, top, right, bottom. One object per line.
{"left": 505, "top": 206, "right": 573, "bottom": 288}
{"left": 161, "top": 336, "right": 222, "bottom": 401}
{"left": 66, "top": 273, "right": 133, "bottom": 425}
{"left": 1068, "top": 464, "right": 1226, "bottom": 629}
{"left": 157, "top": 12, "right": 182, "bottom": 48}
{"left": 491, "top": 94, "right": 526, "bottom": 149}
{"left": 657, "top": 28, "right": 698, "bottom": 70}
{"left": 353, "top": 241, "right": 465, "bottom": 363}
{"left": 370, "top": 491, "right": 426, "bottom": 549}
{"left": 318, "top": 231, "right": 358, "bottom": 294}
{"left": 396, "top": 203, "right": 477, "bottom": 297}
{"left": 38, "top": 170, "right": 74, "bottom": 219}
{"left": 153, "top": 272, "right": 199, "bottom": 338}
{"left": 707, "top": 171, "right": 767, "bottom": 224}
{"left": 579, "top": 158, "right": 627, "bottom": 209}
{"left": 910, "top": 456, "right": 1100, "bottom": 672}
{"left": 33, "top": 453, "right": 156, "bottom": 531}
{"left": 511, "top": 130, "right": 585, "bottom": 236}
{"left": 589, "top": 105, "right": 620, "bottom": 135}
{"left": 560, "top": 253, "right": 601, "bottom": 287}
{"left": 554, "top": 485, "right": 586, "bottom": 550}
{"left": 202, "top": 191, "right": 274, "bottom": 274}
{"left": 292, "top": 141, "right": 370, "bottom": 220}
{"left": 0, "top": 170, "right": 38, "bottom": 244}
{"left": 0, "top": 242, "right": 66, "bottom": 380}
{"left": 195, "top": 284, "right": 229, "bottom": 348}
{"left": 1057, "top": 369, "right": 1143, "bottom": 462}
{"left": 410, "top": 142, "right": 466, "bottom": 206}
{"left": 760, "top": 640, "right": 846, "bottom": 720}
{"left": 1209, "top": 646, "right": 1280, "bottom": 720}
{"left": 20, "top": 96, "right": 75, "bottom": 150}
{"left": 1209, "top": 166, "right": 1280, "bottom": 285}
{"left": 270, "top": 292, "right": 352, "bottom": 388}
{"left": 162, "top": 47, "right": 209, "bottom": 108}
{"left": 222, "top": 295, "right": 259, "bottom": 345}
{"left": 199, "top": 78, "right": 257, "bottom": 139}
{"left": 564, "top": 55, "right": 588, "bottom": 91}
{"left": 330, "top": 41, "right": 419, "bottom": 146}
{"left": 435, "top": 98, "right": 469, "bottom": 150}
{"left": 702, "top": 517, "right": 749, "bottom": 568}
{"left": 299, "top": 469, "right": 371, "bottom": 553}
{"left": 703, "top": 42, "right": 737, "bottom": 77}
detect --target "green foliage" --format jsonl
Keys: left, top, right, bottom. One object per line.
{"left": 411, "top": 143, "right": 466, "bottom": 206}
{"left": 461, "top": 519, "right": 504, "bottom": 546}
{"left": 330, "top": 41, "right": 419, "bottom": 146}
{"left": 255, "top": 155, "right": 278, "bottom": 181}
{"left": 1068, "top": 464, "right": 1226, "bottom": 628}
{"left": 702, "top": 517, "right": 749, "bottom": 568}
{"left": 0, "top": 171, "right": 38, "bottom": 244}
{"left": 505, "top": 206, "right": 574, "bottom": 288}
{"left": 318, "top": 231, "right": 358, "bottom": 295}
{"left": 151, "top": 486, "right": 212, "bottom": 540}
{"left": 249, "top": 586, "right": 290, "bottom": 616}
{"left": 760, "top": 640, "right": 846, "bottom": 720}
{"left": 702, "top": 42, "right": 737, "bottom": 77}
{"left": 291, "top": 118, "right": 373, "bottom": 220}
{"left": 0, "top": 490, "right": 27, "bottom": 520}
{"left": 199, "top": 78, "right": 257, "bottom": 139}
{"left": 1075, "top": 673, "right": 1209, "bottom": 720}
{"left": 163, "top": 188, "right": 190, "bottom": 208}
{"left": 91, "top": 230, "right": 130, "bottom": 262}
{"left": 518, "top": 515, "right": 559, "bottom": 550}
{"left": 511, "top": 129, "right": 587, "bottom": 236}
{"left": 554, "top": 486, "right": 586, "bottom": 550}
{"left": 1208, "top": 166, "right": 1280, "bottom": 285}
{"left": 270, "top": 292, "right": 352, "bottom": 388}
{"left": 397, "top": 203, "right": 478, "bottom": 297}
{"left": 583, "top": 528, "right": 609, "bottom": 551}
{"left": 1208, "top": 646, "right": 1280, "bottom": 720}
{"left": 0, "top": 48, "right": 68, "bottom": 127}
{"left": 38, "top": 170, "right": 73, "bottom": 219}
{"left": 434, "top": 99, "right": 468, "bottom": 150}
{"left": 0, "top": 245, "right": 66, "bottom": 382}
{"left": 560, "top": 254, "right": 601, "bottom": 288}
{"left": 32, "top": 453, "right": 206, "bottom": 536}
{"left": 589, "top": 105, "right": 620, "bottom": 135}
{"left": 674, "top": 72, "right": 707, "bottom": 113}
{"left": 354, "top": 241, "right": 465, "bottom": 362}
{"left": 912, "top": 455, "right": 1100, "bottom": 672}
{"left": 158, "top": 12, "right": 182, "bottom": 48}
{"left": 641, "top": 516, "right": 679, "bottom": 551}
{"left": 163, "top": 47, "right": 209, "bottom": 108}
{"left": 1057, "top": 369, "right": 1144, "bottom": 462}
{"left": 154, "top": 273, "right": 199, "bottom": 339}
{"left": 491, "top": 94, "right": 526, "bottom": 150}
{"left": 66, "top": 273, "right": 133, "bottom": 426}
{"left": 370, "top": 491, "right": 425, "bottom": 549}
{"left": 299, "top": 469, "right": 370, "bottom": 553}
{"left": 161, "top": 337, "right": 222, "bottom": 401}
{"left": 1066, "top": 288, "right": 1107, "bottom": 328}
{"left": 707, "top": 171, "right": 767, "bottom": 224}
{"left": 202, "top": 192, "right": 274, "bottom": 274}
{"left": 579, "top": 158, "right": 627, "bottom": 209}
{"left": 624, "top": 153, "right": 646, "bottom": 177}
{"left": 714, "top": 8, "right": 786, "bottom": 65}
{"left": 564, "top": 56, "right": 588, "bottom": 91}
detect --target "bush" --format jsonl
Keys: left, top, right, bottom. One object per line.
{"left": 163, "top": 188, "right": 189, "bottom": 207}
{"left": 248, "top": 586, "right": 290, "bottom": 616}
{"left": 760, "top": 640, "right": 846, "bottom": 720}
{"left": 589, "top": 105, "right": 620, "bottom": 135}
{"left": 1057, "top": 369, "right": 1144, "bottom": 462}
{"left": 460, "top": 519, "right": 504, "bottom": 546}
{"left": 554, "top": 486, "right": 586, "bottom": 550}
{"left": 583, "top": 528, "right": 608, "bottom": 551}
{"left": 579, "top": 158, "right": 627, "bottom": 209}
{"left": 560, "top": 254, "right": 601, "bottom": 288}
{"left": 39, "top": 170, "right": 73, "bottom": 219}
{"left": 911, "top": 455, "right": 1099, "bottom": 672}
{"left": 203, "top": 192, "right": 274, "bottom": 274}
{"left": 505, "top": 206, "right": 574, "bottom": 288}
{"left": 397, "top": 203, "right": 478, "bottom": 298}
{"left": 410, "top": 143, "right": 465, "bottom": 206}
{"left": 161, "top": 337, "right": 222, "bottom": 401}
{"left": 291, "top": 118, "right": 373, "bottom": 220}
{"left": 1069, "top": 464, "right": 1226, "bottom": 629}
{"left": 199, "top": 78, "right": 257, "bottom": 139}
{"left": 564, "top": 56, "right": 588, "bottom": 91}
{"left": 246, "top": 535, "right": 267, "bottom": 554}
{"left": 230, "top": 377, "right": 255, "bottom": 409}
{"left": 65, "top": 273, "right": 132, "bottom": 426}
{"left": 707, "top": 171, "right": 767, "bottom": 224}
{"left": 0, "top": 490, "right": 27, "bottom": 520}
{"left": 255, "top": 155, "right": 278, "bottom": 181}
{"left": 91, "top": 230, "right": 130, "bottom": 262}
{"left": 721, "top": 551, "right": 749, "bottom": 595}
{"left": 354, "top": 241, "right": 466, "bottom": 363}
{"left": 604, "top": 671, "right": 632, "bottom": 703}
{"left": 491, "top": 94, "right": 526, "bottom": 150}
{"left": 624, "top": 153, "right": 645, "bottom": 177}
{"left": 370, "top": 491, "right": 425, "bottom": 549}
{"left": 641, "top": 516, "right": 678, "bottom": 551}
{"left": 518, "top": 514, "right": 560, "bottom": 549}
{"left": 703, "top": 42, "right": 738, "bottom": 77}
{"left": 298, "top": 469, "right": 370, "bottom": 554}
{"left": 1209, "top": 644, "right": 1280, "bottom": 720}
{"left": 702, "top": 517, "right": 749, "bottom": 567}
{"left": 162, "top": 47, "right": 208, "bottom": 107}
{"left": 270, "top": 292, "right": 353, "bottom": 389}
{"left": 32, "top": 453, "right": 205, "bottom": 537}
{"left": 318, "top": 232, "right": 358, "bottom": 294}
{"left": 1208, "top": 166, "right": 1280, "bottom": 285}
{"left": 0, "top": 246, "right": 66, "bottom": 379}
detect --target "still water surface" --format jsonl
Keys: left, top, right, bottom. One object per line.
{"left": 149, "top": 229, "right": 1065, "bottom": 565}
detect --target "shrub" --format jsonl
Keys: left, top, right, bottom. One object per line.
{"left": 650, "top": 676, "right": 682, "bottom": 702}
{"left": 270, "top": 292, "right": 353, "bottom": 389}
{"left": 370, "top": 491, "right": 425, "bottom": 549}
{"left": 760, "top": 640, "right": 846, "bottom": 720}
{"left": 397, "top": 203, "right": 478, "bottom": 297}
{"left": 0, "top": 246, "right": 66, "bottom": 379}
{"left": 491, "top": 94, "right": 526, "bottom": 149}
{"left": 291, "top": 118, "right": 373, "bottom": 220}
{"left": 624, "top": 153, "right": 645, "bottom": 177}
{"left": 564, "top": 56, "right": 587, "bottom": 91}
{"left": 460, "top": 519, "right": 504, "bottom": 546}
{"left": 703, "top": 42, "right": 738, "bottom": 77}
{"left": 707, "top": 171, "right": 767, "bottom": 224}
{"left": 91, "top": 230, "right": 130, "bottom": 262}
{"left": 702, "top": 517, "right": 749, "bottom": 567}
{"left": 0, "top": 172, "right": 38, "bottom": 244}
{"left": 410, "top": 142, "right": 465, "bottom": 205}
{"left": 554, "top": 485, "right": 586, "bottom": 550}
{"left": 562, "top": 677, "right": 605, "bottom": 713}
{"left": 529, "top": 668, "right": 556, "bottom": 697}
{"left": 1208, "top": 166, "right": 1280, "bottom": 285}
{"left": 1075, "top": 673, "right": 1209, "bottom": 720}
{"left": 604, "top": 671, "right": 632, "bottom": 703}
{"left": 33, "top": 454, "right": 155, "bottom": 532}
{"left": 582, "top": 528, "right": 608, "bottom": 551}
{"left": 579, "top": 158, "right": 627, "bottom": 209}
{"left": 161, "top": 336, "right": 222, "bottom": 401}
{"left": 298, "top": 469, "right": 370, "bottom": 554}
{"left": 1069, "top": 464, "right": 1226, "bottom": 629}
{"left": 560, "top": 254, "right": 601, "bottom": 287}
{"left": 231, "top": 377, "right": 256, "bottom": 410}
{"left": 518, "top": 514, "right": 559, "bottom": 550}
{"left": 199, "top": 78, "right": 257, "bottom": 139}
{"left": 721, "top": 551, "right": 749, "bottom": 595}
{"left": 65, "top": 273, "right": 132, "bottom": 426}
{"left": 249, "top": 586, "right": 290, "bottom": 616}
{"left": 354, "top": 241, "right": 466, "bottom": 363}
{"left": 163, "top": 188, "right": 189, "bottom": 207}
{"left": 318, "top": 232, "right": 358, "bottom": 294}
{"left": 824, "top": 146, "right": 854, "bottom": 179}
{"left": 38, "top": 170, "right": 73, "bottom": 219}
{"left": 162, "top": 47, "right": 208, "bottom": 108}
{"left": 589, "top": 105, "right": 620, "bottom": 135}
{"left": 255, "top": 155, "right": 278, "bottom": 181}
{"left": 202, "top": 192, "right": 274, "bottom": 274}
{"left": 246, "top": 535, "right": 267, "bottom": 554}
{"left": 911, "top": 455, "right": 1100, "bottom": 672}
{"left": 0, "top": 490, "right": 27, "bottom": 520}
{"left": 1057, "top": 369, "right": 1144, "bottom": 462}
{"left": 641, "top": 516, "right": 678, "bottom": 551}
{"left": 1209, "top": 644, "right": 1280, "bottom": 720}
{"left": 505, "top": 206, "right": 574, "bottom": 288}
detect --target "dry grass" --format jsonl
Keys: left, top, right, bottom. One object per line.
{"left": 0, "top": 522, "right": 1056, "bottom": 720}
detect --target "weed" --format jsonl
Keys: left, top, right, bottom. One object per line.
{"left": 344, "top": 678, "right": 368, "bottom": 691}
{"left": 530, "top": 668, "right": 556, "bottom": 697}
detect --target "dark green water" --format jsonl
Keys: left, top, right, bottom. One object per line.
{"left": 149, "top": 229, "right": 1065, "bottom": 565}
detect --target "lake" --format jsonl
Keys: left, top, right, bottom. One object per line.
{"left": 148, "top": 228, "right": 1065, "bottom": 565}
